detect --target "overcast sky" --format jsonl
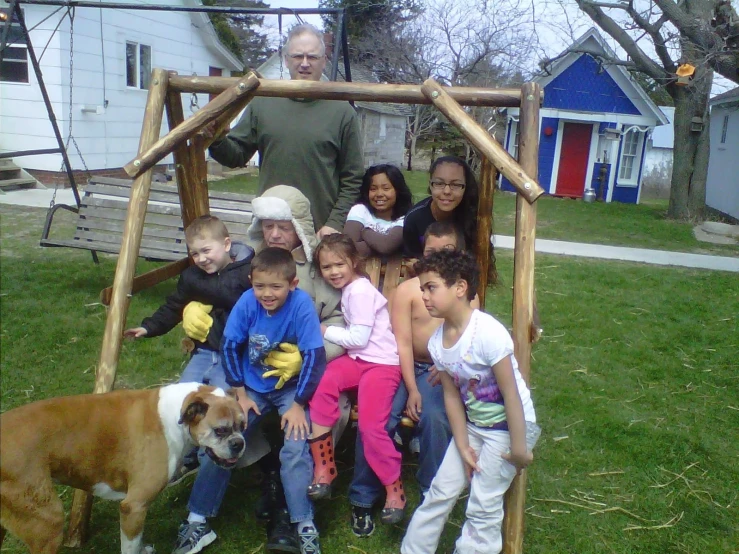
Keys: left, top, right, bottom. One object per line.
{"left": 263, "top": 0, "right": 733, "bottom": 96}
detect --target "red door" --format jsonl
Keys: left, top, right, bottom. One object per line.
{"left": 555, "top": 123, "right": 593, "bottom": 198}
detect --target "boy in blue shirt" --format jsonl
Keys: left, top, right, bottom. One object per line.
{"left": 174, "top": 247, "right": 327, "bottom": 554}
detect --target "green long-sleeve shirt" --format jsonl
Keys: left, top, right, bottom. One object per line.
{"left": 209, "top": 96, "right": 365, "bottom": 231}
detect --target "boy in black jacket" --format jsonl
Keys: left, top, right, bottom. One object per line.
{"left": 126, "top": 215, "right": 255, "bottom": 388}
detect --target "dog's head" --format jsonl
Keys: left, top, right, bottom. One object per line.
{"left": 179, "top": 386, "right": 246, "bottom": 469}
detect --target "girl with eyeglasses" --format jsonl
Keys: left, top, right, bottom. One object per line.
{"left": 402, "top": 156, "right": 480, "bottom": 258}
{"left": 344, "top": 164, "right": 414, "bottom": 257}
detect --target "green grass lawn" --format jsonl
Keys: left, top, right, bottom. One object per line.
{"left": 210, "top": 170, "right": 738, "bottom": 257}
{"left": 1, "top": 205, "right": 737, "bottom": 554}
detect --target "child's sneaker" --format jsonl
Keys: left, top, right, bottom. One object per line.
{"left": 172, "top": 520, "right": 216, "bottom": 554}
{"left": 351, "top": 506, "right": 375, "bottom": 538}
{"left": 297, "top": 524, "right": 321, "bottom": 554}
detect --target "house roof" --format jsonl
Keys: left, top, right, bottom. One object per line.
{"left": 710, "top": 87, "right": 739, "bottom": 107}
{"left": 651, "top": 106, "right": 675, "bottom": 149}
{"left": 187, "top": 0, "right": 243, "bottom": 72}
{"left": 333, "top": 65, "right": 414, "bottom": 117}
{"left": 534, "top": 28, "right": 669, "bottom": 126}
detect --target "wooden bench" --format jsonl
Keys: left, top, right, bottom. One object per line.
{"left": 40, "top": 176, "right": 254, "bottom": 262}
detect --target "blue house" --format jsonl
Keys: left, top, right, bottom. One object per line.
{"left": 502, "top": 29, "right": 668, "bottom": 203}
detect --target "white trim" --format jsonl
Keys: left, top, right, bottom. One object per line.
{"left": 605, "top": 125, "right": 621, "bottom": 202}
{"left": 187, "top": 0, "right": 243, "bottom": 71}
{"left": 506, "top": 107, "right": 654, "bottom": 128}
{"left": 550, "top": 120, "right": 565, "bottom": 194}
{"left": 583, "top": 124, "right": 600, "bottom": 193}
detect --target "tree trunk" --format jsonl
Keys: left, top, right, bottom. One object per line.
{"left": 667, "top": 63, "right": 712, "bottom": 221}
{"left": 407, "top": 135, "right": 415, "bottom": 170}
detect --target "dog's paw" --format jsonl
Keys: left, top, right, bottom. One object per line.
{"left": 140, "top": 545, "right": 156, "bottom": 554}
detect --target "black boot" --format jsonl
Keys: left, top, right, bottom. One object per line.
{"left": 266, "top": 508, "right": 300, "bottom": 553}
{"left": 255, "top": 469, "right": 283, "bottom": 521}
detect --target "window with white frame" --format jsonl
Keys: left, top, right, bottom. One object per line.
{"left": 1, "top": 10, "right": 29, "bottom": 83}
{"left": 126, "top": 41, "right": 151, "bottom": 89}
{"left": 509, "top": 121, "right": 520, "bottom": 159}
{"left": 618, "top": 129, "right": 642, "bottom": 184}
{"left": 720, "top": 114, "right": 729, "bottom": 144}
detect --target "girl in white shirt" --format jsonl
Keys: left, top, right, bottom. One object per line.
{"left": 343, "top": 164, "right": 413, "bottom": 257}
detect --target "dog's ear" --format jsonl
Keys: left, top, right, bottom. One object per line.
{"left": 179, "top": 392, "right": 210, "bottom": 425}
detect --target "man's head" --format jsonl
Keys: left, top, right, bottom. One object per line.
{"left": 283, "top": 24, "right": 326, "bottom": 81}
{"left": 261, "top": 219, "right": 302, "bottom": 252}
{"left": 250, "top": 247, "right": 299, "bottom": 314}
{"left": 422, "top": 221, "right": 466, "bottom": 257}
{"left": 415, "top": 250, "right": 479, "bottom": 318}
{"left": 185, "top": 215, "right": 232, "bottom": 274}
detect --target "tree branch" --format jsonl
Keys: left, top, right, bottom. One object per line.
{"left": 576, "top": 0, "right": 670, "bottom": 80}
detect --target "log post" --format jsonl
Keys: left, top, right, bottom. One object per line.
{"left": 476, "top": 158, "right": 497, "bottom": 307}
{"left": 124, "top": 72, "right": 260, "bottom": 179}
{"left": 502, "top": 81, "right": 541, "bottom": 554}
{"left": 164, "top": 87, "right": 201, "bottom": 227}
{"left": 64, "top": 68, "right": 169, "bottom": 547}
{"left": 189, "top": 132, "right": 210, "bottom": 218}
{"left": 420, "top": 78, "right": 545, "bottom": 204}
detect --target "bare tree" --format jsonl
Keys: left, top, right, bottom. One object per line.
{"left": 358, "top": 0, "right": 536, "bottom": 168}
{"left": 572, "top": 0, "right": 739, "bottom": 220}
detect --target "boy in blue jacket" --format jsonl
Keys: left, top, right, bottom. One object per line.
{"left": 174, "top": 246, "right": 327, "bottom": 554}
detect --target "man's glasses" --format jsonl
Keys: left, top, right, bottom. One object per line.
{"left": 429, "top": 180, "right": 466, "bottom": 191}
{"left": 287, "top": 53, "right": 323, "bottom": 62}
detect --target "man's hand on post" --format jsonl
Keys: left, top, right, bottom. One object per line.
{"left": 317, "top": 225, "right": 340, "bottom": 239}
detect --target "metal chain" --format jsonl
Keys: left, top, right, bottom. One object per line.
{"left": 278, "top": 13, "right": 283, "bottom": 79}
{"left": 53, "top": 6, "right": 91, "bottom": 207}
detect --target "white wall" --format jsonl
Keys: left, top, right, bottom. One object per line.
{"left": 706, "top": 104, "right": 739, "bottom": 220}
{"left": 0, "top": 0, "right": 239, "bottom": 171}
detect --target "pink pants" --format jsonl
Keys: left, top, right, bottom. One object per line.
{"left": 309, "top": 355, "right": 402, "bottom": 485}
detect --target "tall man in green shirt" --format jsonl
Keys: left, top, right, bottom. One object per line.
{"left": 208, "top": 24, "right": 365, "bottom": 238}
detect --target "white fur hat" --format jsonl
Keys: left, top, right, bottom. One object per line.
{"left": 246, "top": 185, "right": 318, "bottom": 261}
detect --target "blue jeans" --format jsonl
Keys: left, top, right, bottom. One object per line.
{"left": 349, "top": 362, "right": 452, "bottom": 507}
{"left": 179, "top": 349, "right": 229, "bottom": 391}
{"left": 187, "top": 385, "right": 314, "bottom": 523}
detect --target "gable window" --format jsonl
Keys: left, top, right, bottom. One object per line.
{"left": 126, "top": 41, "right": 151, "bottom": 89}
{"left": 618, "top": 128, "right": 643, "bottom": 185}
{"left": 1, "top": 9, "right": 29, "bottom": 83}
{"left": 720, "top": 114, "right": 729, "bottom": 144}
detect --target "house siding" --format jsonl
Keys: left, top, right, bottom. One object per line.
{"left": 545, "top": 55, "right": 640, "bottom": 115}
{"left": 706, "top": 103, "right": 739, "bottom": 220}
{"left": 0, "top": 0, "right": 238, "bottom": 171}
{"left": 501, "top": 116, "right": 558, "bottom": 193}
{"left": 360, "top": 111, "right": 406, "bottom": 167}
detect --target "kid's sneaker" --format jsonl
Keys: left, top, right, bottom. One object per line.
{"left": 172, "top": 520, "right": 216, "bottom": 554}
{"left": 297, "top": 524, "right": 321, "bottom": 554}
{"left": 351, "top": 506, "right": 375, "bottom": 538}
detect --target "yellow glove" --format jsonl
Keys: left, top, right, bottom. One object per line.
{"left": 262, "top": 343, "right": 302, "bottom": 389}
{"left": 182, "top": 301, "right": 213, "bottom": 343}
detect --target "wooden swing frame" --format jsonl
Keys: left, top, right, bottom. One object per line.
{"left": 65, "top": 69, "right": 544, "bottom": 554}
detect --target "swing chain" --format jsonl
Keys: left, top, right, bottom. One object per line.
{"left": 278, "top": 13, "right": 283, "bottom": 80}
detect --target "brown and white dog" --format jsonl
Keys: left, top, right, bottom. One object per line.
{"left": 0, "top": 383, "right": 246, "bottom": 554}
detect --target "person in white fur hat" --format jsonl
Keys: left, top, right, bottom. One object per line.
{"left": 176, "top": 186, "right": 349, "bottom": 554}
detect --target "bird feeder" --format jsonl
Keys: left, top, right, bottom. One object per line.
{"left": 690, "top": 117, "right": 704, "bottom": 133}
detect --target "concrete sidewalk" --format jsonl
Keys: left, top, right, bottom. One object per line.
{"left": 493, "top": 235, "right": 739, "bottom": 272}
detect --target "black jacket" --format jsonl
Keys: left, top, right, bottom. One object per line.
{"left": 141, "top": 242, "right": 255, "bottom": 351}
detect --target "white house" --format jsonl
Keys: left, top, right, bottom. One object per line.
{"left": 501, "top": 28, "right": 668, "bottom": 204}
{"left": 642, "top": 106, "right": 675, "bottom": 197}
{"left": 0, "top": 0, "right": 243, "bottom": 173}
{"left": 705, "top": 87, "right": 739, "bottom": 221}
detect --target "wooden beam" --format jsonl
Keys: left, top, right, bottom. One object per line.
{"left": 502, "top": 81, "right": 541, "bottom": 554}
{"left": 64, "top": 68, "right": 169, "bottom": 547}
{"left": 124, "top": 72, "right": 260, "bottom": 179}
{"left": 476, "top": 158, "right": 497, "bottom": 307}
{"left": 189, "top": 132, "right": 210, "bottom": 218}
{"left": 99, "top": 258, "right": 190, "bottom": 306}
{"left": 164, "top": 88, "right": 200, "bottom": 228}
{"left": 168, "top": 75, "right": 539, "bottom": 108}
{"left": 420, "top": 78, "right": 545, "bottom": 204}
